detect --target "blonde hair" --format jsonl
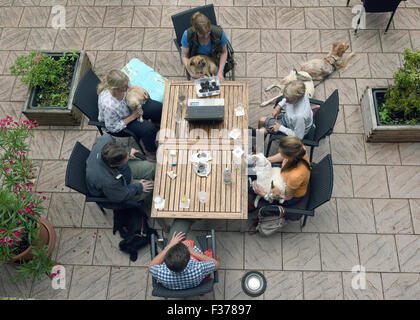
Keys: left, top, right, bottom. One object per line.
{"left": 283, "top": 80, "right": 306, "bottom": 102}
{"left": 278, "top": 136, "right": 311, "bottom": 173}
{"left": 97, "top": 70, "right": 129, "bottom": 95}
{"left": 191, "top": 12, "right": 211, "bottom": 35}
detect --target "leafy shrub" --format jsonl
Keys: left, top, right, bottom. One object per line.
{"left": 378, "top": 49, "right": 420, "bottom": 125}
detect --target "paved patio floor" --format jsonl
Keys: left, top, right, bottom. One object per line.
{"left": 1, "top": 0, "right": 420, "bottom": 300}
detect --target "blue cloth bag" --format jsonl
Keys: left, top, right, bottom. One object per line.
{"left": 121, "top": 58, "right": 167, "bottom": 103}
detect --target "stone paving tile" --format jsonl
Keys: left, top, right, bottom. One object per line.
{"left": 303, "top": 272, "right": 343, "bottom": 300}
{"left": 276, "top": 7, "right": 305, "bottom": 29}
{"left": 26, "top": 28, "right": 58, "bottom": 51}
{"left": 331, "top": 165, "right": 354, "bottom": 198}
{"left": 320, "top": 233, "right": 359, "bottom": 271}
{"left": 325, "top": 79, "right": 358, "bottom": 105}
{"left": 56, "top": 228, "right": 97, "bottom": 265}
{"left": 231, "top": 29, "right": 260, "bottom": 52}
{"left": 342, "top": 272, "right": 384, "bottom": 300}
{"left": 247, "top": 52, "right": 277, "bottom": 78}
{"left": 395, "top": 235, "right": 420, "bottom": 272}
{"left": 0, "top": 28, "right": 31, "bottom": 50}
{"left": 365, "top": 142, "right": 401, "bottom": 165}
{"left": 394, "top": 8, "right": 420, "bottom": 30}
{"left": 411, "top": 31, "right": 420, "bottom": 50}
{"left": 343, "top": 105, "right": 364, "bottom": 133}
{"left": 303, "top": 198, "right": 339, "bottom": 233}
{"left": 248, "top": 7, "right": 276, "bottom": 29}
{"left": 54, "top": 28, "right": 87, "bottom": 51}
{"left": 410, "top": 200, "right": 420, "bottom": 235}
{"left": 261, "top": 29, "right": 290, "bottom": 52}
{"left": 380, "top": 30, "right": 413, "bottom": 53}
{"left": 94, "top": 229, "right": 130, "bottom": 266}
{"left": 142, "top": 28, "right": 173, "bottom": 51}
{"left": 0, "top": 7, "right": 23, "bottom": 27}
{"left": 94, "top": 51, "right": 127, "bottom": 77}
{"left": 0, "top": 264, "right": 34, "bottom": 299}
{"left": 276, "top": 53, "right": 307, "bottom": 77}
{"left": 358, "top": 234, "right": 399, "bottom": 273}
{"left": 373, "top": 199, "right": 413, "bottom": 235}
{"left": 369, "top": 53, "right": 401, "bottom": 78}
{"left": 399, "top": 143, "right": 420, "bottom": 165}
{"left": 0, "top": 101, "right": 24, "bottom": 122}
{"left": 68, "top": 265, "right": 111, "bottom": 300}
{"left": 387, "top": 166, "right": 420, "bottom": 199}
{"left": 355, "top": 78, "right": 389, "bottom": 102}
{"left": 113, "top": 27, "right": 145, "bottom": 51}
{"left": 28, "top": 130, "right": 64, "bottom": 160}
{"left": 305, "top": 7, "right": 334, "bottom": 29}
{"left": 337, "top": 198, "right": 376, "bottom": 233}
{"left": 330, "top": 134, "right": 366, "bottom": 165}
{"left": 107, "top": 266, "right": 148, "bottom": 300}
{"left": 82, "top": 203, "right": 113, "bottom": 228}
{"left": 75, "top": 6, "right": 107, "bottom": 28}
{"left": 60, "top": 130, "right": 98, "bottom": 160}
{"left": 216, "top": 232, "right": 244, "bottom": 270}
{"left": 339, "top": 53, "right": 371, "bottom": 79}
{"left": 283, "top": 233, "right": 321, "bottom": 271}
{"left": 264, "top": 271, "right": 303, "bottom": 300}
{"left": 0, "top": 75, "right": 15, "bottom": 101}
{"left": 320, "top": 29, "right": 351, "bottom": 53}
{"left": 244, "top": 232, "right": 282, "bottom": 270}
{"left": 19, "top": 7, "right": 50, "bottom": 28}
{"left": 291, "top": 29, "right": 321, "bottom": 53}
{"left": 349, "top": 30, "right": 382, "bottom": 53}
{"left": 36, "top": 160, "right": 70, "bottom": 193}
{"left": 103, "top": 6, "right": 134, "bottom": 27}
{"left": 224, "top": 270, "right": 263, "bottom": 300}
{"left": 333, "top": 105, "right": 346, "bottom": 133}
{"left": 132, "top": 6, "right": 162, "bottom": 28}
{"left": 30, "top": 265, "right": 74, "bottom": 300}
{"left": 382, "top": 273, "right": 420, "bottom": 300}
{"left": 85, "top": 28, "right": 116, "bottom": 50}
{"left": 48, "top": 193, "right": 85, "bottom": 228}
{"left": 351, "top": 165, "right": 390, "bottom": 199}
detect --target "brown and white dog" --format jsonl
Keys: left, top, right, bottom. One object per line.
{"left": 186, "top": 55, "right": 218, "bottom": 78}
{"left": 301, "top": 42, "right": 356, "bottom": 80}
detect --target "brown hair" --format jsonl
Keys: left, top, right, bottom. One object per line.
{"left": 97, "top": 70, "right": 129, "bottom": 95}
{"left": 191, "top": 12, "right": 211, "bottom": 35}
{"left": 101, "top": 142, "right": 128, "bottom": 166}
{"left": 278, "top": 136, "right": 311, "bottom": 173}
{"left": 283, "top": 80, "right": 306, "bottom": 103}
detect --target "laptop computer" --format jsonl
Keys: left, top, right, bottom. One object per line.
{"left": 184, "top": 99, "right": 224, "bottom": 123}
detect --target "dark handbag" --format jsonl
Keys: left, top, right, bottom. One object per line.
{"left": 249, "top": 205, "right": 286, "bottom": 236}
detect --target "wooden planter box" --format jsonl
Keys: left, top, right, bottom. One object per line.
{"left": 361, "top": 87, "right": 420, "bottom": 142}
{"left": 22, "top": 51, "right": 91, "bottom": 126}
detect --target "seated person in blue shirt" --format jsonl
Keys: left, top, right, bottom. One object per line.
{"left": 181, "top": 11, "right": 229, "bottom": 82}
{"left": 148, "top": 219, "right": 219, "bottom": 290}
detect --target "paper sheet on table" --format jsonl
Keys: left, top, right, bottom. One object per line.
{"left": 122, "top": 58, "right": 167, "bottom": 103}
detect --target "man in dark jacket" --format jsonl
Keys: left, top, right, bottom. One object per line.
{"left": 86, "top": 134, "right": 155, "bottom": 204}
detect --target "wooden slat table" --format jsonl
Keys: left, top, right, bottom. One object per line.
{"left": 151, "top": 143, "right": 248, "bottom": 219}
{"left": 151, "top": 80, "right": 249, "bottom": 220}
{"left": 158, "top": 81, "right": 249, "bottom": 145}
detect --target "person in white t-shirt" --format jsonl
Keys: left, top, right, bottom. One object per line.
{"left": 257, "top": 80, "right": 313, "bottom": 140}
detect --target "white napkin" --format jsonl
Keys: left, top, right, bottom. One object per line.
{"left": 235, "top": 105, "right": 245, "bottom": 116}
{"left": 229, "top": 129, "right": 241, "bottom": 140}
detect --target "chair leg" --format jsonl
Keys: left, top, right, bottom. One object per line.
{"left": 301, "top": 215, "right": 308, "bottom": 228}
{"left": 309, "top": 146, "right": 315, "bottom": 163}
{"left": 265, "top": 136, "right": 273, "bottom": 158}
{"left": 97, "top": 203, "right": 106, "bottom": 215}
{"left": 97, "top": 126, "right": 104, "bottom": 135}
{"left": 346, "top": 0, "right": 350, "bottom": 6}
{"left": 385, "top": 10, "right": 396, "bottom": 33}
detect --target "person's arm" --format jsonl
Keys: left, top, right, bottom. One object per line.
{"left": 184, "top": 241, "right": 219, "bottom": 271}
{"left": 148, "top": 232, "right": 185, "bottom": 270}
{"left": 267, "top": 152, "right": 285, "bottom": 164}
{"left": 216, "top": 44, "right": 228, "bottom": 82}
{"left": 181, "top": 46, "right": 190, "bottom": 69}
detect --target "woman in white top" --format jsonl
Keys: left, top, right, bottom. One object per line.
{"left": 258, "top": 80, "right": 313, "bottom": 140}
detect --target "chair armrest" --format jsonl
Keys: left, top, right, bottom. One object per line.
{"left": 309, "top": 98, "right": 323, "bottom": 105}
{"left": 88, "top": 120, "right": 105, "bottom": 127}
{"left": 210, "top": 229, "right": 218, "bottom": 283}
{"left": 284, "top": 208, "right": 315, "bottom": 216}
{"left": 151, "top": 233, "right": 157, "bottom": 259}
{"left": 302, "top": 139, "right": 319, "bottom": 147}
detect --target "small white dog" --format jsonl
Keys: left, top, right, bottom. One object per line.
{"left": 247, "top": 153, "right": 286, "bottom": 208}
{"left": 261, "top": 69, "right": 315, "bottom": 107}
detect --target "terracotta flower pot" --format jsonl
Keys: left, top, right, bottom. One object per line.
{"left": 10, "top": 218, "right": 56, "bottom": 264}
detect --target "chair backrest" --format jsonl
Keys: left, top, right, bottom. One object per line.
{"left": 363, "top": 0, "right": 402, "bottom": 12}
{"left": 65, "top": 141, "right": 90, "bottom": 196}
{"left": 307, "top": 154, "right": 333, "bottom": 212}
{"left": 72, "top": 68, "right": 101, "bottom": 122}
{"left": 313, "top": 89, "right": 339, "bottom": 142}
{"left": 171, "top": 4, "right": 217, "bottom": 47}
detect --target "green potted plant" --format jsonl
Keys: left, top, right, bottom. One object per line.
{"left": 361, "top": 48, "right": 420, "bottom": 142}
{"left": 10, "top": 50, "right": 92, "bottom": 126}
{"left": 0, "top": 116, "right": 57, "bottom": 284}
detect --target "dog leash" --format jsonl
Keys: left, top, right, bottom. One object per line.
{"left": 314, "top": 56, "right": 338, "bottom": 88}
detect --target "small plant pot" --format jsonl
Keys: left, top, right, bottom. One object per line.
{"left": 10, "top": 218, "right": 56, "bottom": 264}
{"left": 22, "top": 51, "right": 91, "bottom": 126}
{"left": 361, "top": 87, "right": 420, "bottom": 142}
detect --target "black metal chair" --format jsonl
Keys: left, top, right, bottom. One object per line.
{"left": 259, "top": 154, "right": 334, "bottom": 228}
{"left": 65, "top": 141, "right": 142, "bottom": 214}
{"left": 347, "top": 0, "right": 404, "bottom": 34}
{"left": 72, "top": 68, "right": 146, "bottom": 156}
{"left": 150, "top": 229, "right": 219, "bottom": 298}
{"left": 171, "top": 4, "right": 235, "bottom": 80}
{"left": 265, "top": 89, "right": 339, "bottom": 162}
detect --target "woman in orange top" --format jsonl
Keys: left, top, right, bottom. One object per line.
{"left": 251, "top": 136, "right": 311, "bottom": 207}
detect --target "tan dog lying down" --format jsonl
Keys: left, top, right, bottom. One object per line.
{"left": 260, "top": 69, "right": 314, "bottom": 107}
{"left": 301, "top": 42, "right": 355, "bottom": 80}
{"left": 186, "top": 55, "right": 218, "bottom": 78}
